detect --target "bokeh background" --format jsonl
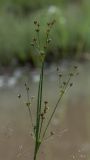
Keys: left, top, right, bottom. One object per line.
{"left": 0, "top": 0, "right": 90, "bottom": 160}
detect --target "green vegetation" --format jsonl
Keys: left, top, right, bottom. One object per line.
{"left": 0, "top": 0, "right": 90, "bottom": 66}
{"left": 18, "top": 21, "right": 78, "bottom": 160}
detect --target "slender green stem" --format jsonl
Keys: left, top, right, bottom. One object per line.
{"left": 26, "top": 88, "right": 34, "bottom": 132}
{"left": 39, "top": 118, "right": 43, "bottom": 139}
{"left": 33, "top": 60, "right": 44, "bottom": 160}
{"left": 37, "top": 32, "right": 40, "bottom": 50}
{"left": 38, "top": 61, "right": 44, "bottom": 124}
{"left": 27, "top": 106, "right": 33, "bottom": 129}
{"left": 35, "top": 60, "right": 44, "bottom": 137}
{"left": 33, "top": 142, "right": 38, "bottom": 160}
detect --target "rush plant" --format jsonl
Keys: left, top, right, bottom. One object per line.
{"left": 18, "top": 20, "right": 78, "bottom": 160}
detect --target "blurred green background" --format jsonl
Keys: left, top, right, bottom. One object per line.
{"left": 0, "top": 1, "right": 90, "bottom": 160}
{"left": 0, "top": 0, "right": 90, "bottom": 67}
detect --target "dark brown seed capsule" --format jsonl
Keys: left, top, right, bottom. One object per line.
{"left": 50, "top": 131, "right": 54, "bottom": 136}
{"left": 26, "top": 87, "right": 29, "bottom": 91}
{"left": 63, "top": 82, "right": 66, "bottom": 85}
{"left": 47, "top": 39, "right": 51, "bottom": 43}
{"left": 35, "top": 29, "right": 40, "bottom": 32}
{"left": 56, "top": 67, "right": 59, "bottom": 72}
{"left": 44, "top": 45, "right": 47, "bottom": 49}
{"left": 33, "top": 38, "right": 37, "bottom": 42}
{"left": 37, "top": 23, "right": 40, "bottom": 27}
{"left": 59, "top": 74, "right": 62, "bottom": 77}
{"left": 18, "top": 94, "right": 21, "bottom": 98}
{"left": 25, "top": 82, "right": 27, "bottom": 86}
{"left": 34, "top": 21, "right": 37, "bottom": 25}
{"left": 26, "top": 102, "right": 31, "bottom": 106}
{"left": 74, "top": 65, "right": 78, "bottom": 69}
{"left": 47, "top": 22, "right": 50, "bottom": 26}
{"left": 31, "top": 43, "right": 34, "bottom": 47}
{"left": 69, "top": 73, "right": 74, "bottom": 77}
{"left": 44, "top": 101, "right": 48, "bottom": 105}
{"left": 46, "top": 29, "right": 50, "bottom": 33}
{"left": 70, "top": 83, "right": 73, "bottom": 87}
{"left": 51, "top": 19, "right": 56, "bottom": 25}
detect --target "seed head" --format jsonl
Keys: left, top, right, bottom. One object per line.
{"left": 24, "top": 82, "right": 27, "bottom": 86}
{"left": 51, "top": 19, "right": 56, "bottom": 25}
{"left": 40, "top": 113, "right": 45, "bottom": 120}
{"left": 33, "top": 38, "right": 37, "bottom": 42}
{"left": 59, "top": 74, "right": 62, "bottom": 77}
{"left": 46, "top": 29, "right": 50, "bottom": 33}
{"left": 69, "top": 73, "right": 74, "bottom": 77}
{"left": 74, "top": 65, "right": 78, "bottom": 69}
{"left": 31, "top": 43, "right": 34, "bottom": 47}
{"left": 26, "top": 87, "right": 29, "bottom": 91}
{"left": 50, "top": 131, "right": 54, "bottom": 136}
{"left": 34, "top": 20, "right": 37, "bottom": 25}
{"left": 37, "top": 23, "right": 40, "bottom": 27}
{"left": 35, "top": 29, "right": 40, "bottom": 32}
{"left": 47, "top": 22, "right": 51, "bottom": 26}
{"left": 47, "top": 39, "right": 52, "bottom": 43}
{"left": 70, "top": 83, "right": 73, "bottom": 87}
{"left": 56, "top": 67, "right": 59, "bottom": 72}
{"left": 44, "top": 101, "right": 48, "bottom": 105}
{"left": 63, "top": 81, "right": 66, "bottom": 85}
{"left": 44, "top": 45, "right": 47, "bottom": 49}
{"left": 26, "top": 102, "right": 31, "bottom": 107}
{"left": 44, "top": 106, "right": 49, "bottom": 114}
{"left": 40, "top": 51, "right": 45, "bottom": 62}
{"left": 44, "top": 109, "right": 47, "bottom": 114}
{"left": 18, "top": 94, "right": 21, "bottom": 98}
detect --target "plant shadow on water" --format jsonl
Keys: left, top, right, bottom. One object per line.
{"left": 0, "top": 61, "right": 90, "bottom": 160}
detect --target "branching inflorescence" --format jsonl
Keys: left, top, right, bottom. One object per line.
{"left": 18, "top": 20, "right": 78, "bottom": 160}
